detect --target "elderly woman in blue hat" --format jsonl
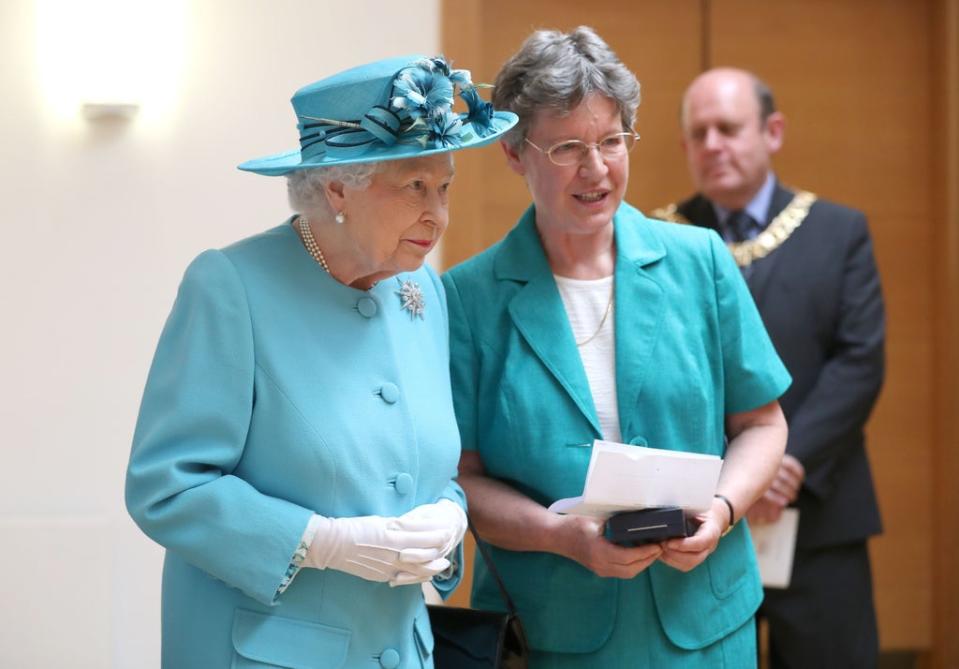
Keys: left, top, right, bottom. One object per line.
{"left": 126, "top": 55, "right": 516, "bottom": 669}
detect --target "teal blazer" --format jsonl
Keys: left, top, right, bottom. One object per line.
{"left": 127, "top": 223, "right": 465, "bottom": 669}
{"left": 442, "top": 203, "right": 790, "bottom": 653}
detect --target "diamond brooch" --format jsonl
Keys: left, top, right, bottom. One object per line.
{"left": 396, "top": 279, "right": 425, "bottom": 319}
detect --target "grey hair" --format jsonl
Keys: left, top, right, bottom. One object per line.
{"left": 286, "top": 162, "right": 382, "bottom": 216}
{"left": 492, "top": 26, "right": 641, "bottom": 150}
{"left": 753, "top": 76, "right": 777, "bottom": 125}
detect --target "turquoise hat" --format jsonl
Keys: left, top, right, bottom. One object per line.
{"left": 239, "top": 55, "right": 518, "bottom": 175}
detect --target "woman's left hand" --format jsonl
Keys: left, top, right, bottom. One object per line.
{"left": 657, "top": 503, "right": 725, "bottom": 573}
{"left": 659, "top": 399, "right": 788, "bottom": 572}
{"left": 394, "top": 499, "right": 468, "bottom": 558}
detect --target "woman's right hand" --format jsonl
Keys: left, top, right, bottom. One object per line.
{"left": 555, "top": 515, "right": 662, "bottom": 579}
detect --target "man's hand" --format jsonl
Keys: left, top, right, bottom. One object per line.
{"left": 746, "top": 454, "right": 805, "bottom": 525}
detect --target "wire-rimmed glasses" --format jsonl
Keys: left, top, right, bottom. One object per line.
{"left": 524, "top": 131, "right": 640, "bottom": 166}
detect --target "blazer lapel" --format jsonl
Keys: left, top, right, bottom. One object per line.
{"left": 611, "top": 208, "right": 667, "bottom": 441}
{"left": 747, "top": 182, "right": 795, "bottom": 306}
{"left": 496, "top": 208, "right": 602, "bottom": 435}
{"left": 681, "top": 185, "right": 795, "bottom": 308}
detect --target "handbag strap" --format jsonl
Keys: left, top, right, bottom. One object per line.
{"left": 466, "top": 515, "right": 519, "bottom": 617}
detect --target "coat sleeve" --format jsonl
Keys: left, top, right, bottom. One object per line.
{"left": 431, "top": 476, "right": 467, "bottom": 599}
{"left": 431, "top": 474, "right": 467, "bottom": 600}
{"left": 783, "top": 214, "right": 885, "bottom": 498}
{"left": 710, "top": 232, "right": 792, "bottom": 413}
{"left": 125, "top": 250, "right": 313, "bottom": 606}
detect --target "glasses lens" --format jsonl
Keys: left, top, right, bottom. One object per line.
{"left": 545, "top": 133, "right": 637, "bottom": 165}
{"left": 599, "top": 133, "right": 635, "bottom": 156}
{"left": 548, "top": 140, "right": 587, "bottom": 166}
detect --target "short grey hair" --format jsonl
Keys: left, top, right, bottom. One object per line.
{"left": 753, "top": 76, "right": 777, "bottom": 125}
{"left": 286, "top": 162, "right": 382, "bottom": 216}
{"left": 492, "top": 26, "right": 641, "bottom": 150}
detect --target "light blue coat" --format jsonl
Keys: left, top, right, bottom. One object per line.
{"left": 442, "top": 203, "right": 791, "bottom": 656}
{"left": 127, "top": 222, "right": 465, "bottom": 669}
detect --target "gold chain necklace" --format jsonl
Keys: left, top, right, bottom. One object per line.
{"left": 296, "top": 216, "right": 330, "bottom": 273}
{"left": 650, "top": 190, "right": 817, "bottom": 267}
{"left": 576, "top": 283, "right": 614, "bottom": 347}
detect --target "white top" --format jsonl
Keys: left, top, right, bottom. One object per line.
{"left": 553, "top": 274, "right": 621, "bottom": 443}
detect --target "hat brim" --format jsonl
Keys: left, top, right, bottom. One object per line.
{"left": 238, "top": 111, "right": 517, "bottom": 176}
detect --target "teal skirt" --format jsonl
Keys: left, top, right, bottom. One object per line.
{"left": 529, "top": 570, "right": 756, "bottom": 669}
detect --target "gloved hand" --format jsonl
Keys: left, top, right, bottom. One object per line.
{"left": 304, "top": 514, "right": 451, "bottom": 585}
{"left": 394, "top": 499, "right": 468, "bottom": 559}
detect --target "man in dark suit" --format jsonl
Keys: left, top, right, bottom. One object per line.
{"left": 653, "top": 68, "right": 885, "bottom": 668}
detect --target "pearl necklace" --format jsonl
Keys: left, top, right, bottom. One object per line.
{"left": 295, "top": 215, "right": 381, "bottom": 291}
{"left": 296, "top": 216, "right": 330, "bottom": 273}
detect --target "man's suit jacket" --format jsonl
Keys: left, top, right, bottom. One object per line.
{"left": 443, "top": 203, "right": 791, "bottom": 654}
{"left": 674, "top": 182, "right": 885, "bottom": 549}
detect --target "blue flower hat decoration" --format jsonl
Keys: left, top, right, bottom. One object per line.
{"left": 239, "top": 55, "right": 517, "bottom": 175}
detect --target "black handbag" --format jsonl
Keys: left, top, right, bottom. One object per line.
{"left": 427, "top": 518, "right": 529, "bottom": 668}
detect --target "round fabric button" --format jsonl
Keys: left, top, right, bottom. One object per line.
{"left": 628, "top": 436, "right": 648, "bottom": 447}
{"left": 357, "top": 297, "right": 378, "bottom": 318}
{"left": 394, "top": 473, "right": 413, "bottom": 495}
{"left": 379, "top": 648, "right": 400, "bottom": 669}
{"left": 379, "top": 383, "right": 399, "bottom": 404}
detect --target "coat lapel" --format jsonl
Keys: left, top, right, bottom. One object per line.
{"left": 746, "top": 182, "right": 795, "bottom": 306}
{"left": 680, "top": 185, "right": 796, "bottom": 308}
{"left": 494, "top": 205, "right": 668, "bottom": 441}
{"left": 496, "top": 208, "right": 602, "bottom": 435}
{"left": 611, "top": 208, "right": 667, "bottom": 441}
{"left": 678, "top": 195, "right": 720, "bottom": 234}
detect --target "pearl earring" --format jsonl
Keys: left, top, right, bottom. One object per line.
{"left": 334, "top": 211, "right": 346, "bottom": 224}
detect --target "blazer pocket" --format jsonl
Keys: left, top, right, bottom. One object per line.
{"left": 412, "top": 605, "right": 434, "bottom": 660}
{"left": 232, "top": 608, "right": 351, "bottom": 669}
{"left": 706, "top": 528, "right": 751, "bottom": 600}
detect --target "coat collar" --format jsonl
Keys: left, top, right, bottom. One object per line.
{"left": 746, "top": 181, "right": 794, "bottom": 305}
{"left": 765, "top": 180, "right": 795, "bottom": 223}
{"left": 677, "top": 178, "right": 793, "bottom": 229}
{"left": 494, "top": 204, "right": 668, "bottom": 280}
{"left": 677, "top": 193, "right": 719, "bottom": 231}
{"left": 679, "top": 180, "right": 795, "bottom": 306}
{"left": 492, "top": 204, "right": 667, "bottom": 439}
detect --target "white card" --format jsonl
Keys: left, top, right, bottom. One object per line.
{"left": 749, "top": 508, "right": 800, "bottom": 589}
{"left": 548, "top": 439, "right": 723, "bottom": 517}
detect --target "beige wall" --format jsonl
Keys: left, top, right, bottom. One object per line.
{"left": 0, "top": 2, "right": 438, "bottom": 666}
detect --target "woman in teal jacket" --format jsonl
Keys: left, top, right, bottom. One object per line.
{"left": 442, "top": 28, "right": 790, "bottom": 667}
{"left": 125, "top": 56, "right": 516, "bottom": 669}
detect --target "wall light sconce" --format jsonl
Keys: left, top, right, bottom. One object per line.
{"left": 82, "top": 103, "right": 140, "bottom": 122}
{"left": 36, "top": 0, "right": 185, "bottom": 125}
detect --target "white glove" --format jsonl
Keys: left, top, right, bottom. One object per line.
{"left": 394, "top": 499, "right": 468, "bottom": 560}
{"left": 304, "top": 514, "right": 451, "bottom": 585}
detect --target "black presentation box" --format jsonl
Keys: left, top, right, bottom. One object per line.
{"left": 606, "top": 507, "right": 698, "bottom": 546}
